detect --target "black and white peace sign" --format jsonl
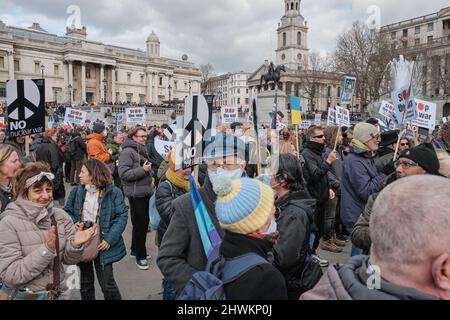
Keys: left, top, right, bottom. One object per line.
{"left": 7, "top": 80, "right": 41, "bottom": 121}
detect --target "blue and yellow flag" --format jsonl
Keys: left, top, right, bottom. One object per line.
{"left": 290, "top": 96, "right": 301, "bottom": 125}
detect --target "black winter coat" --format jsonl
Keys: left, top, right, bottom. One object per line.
{"left": 36, "top": 139, "right": 64, "bottom": 171}
{"left": 220, "top": 231, "right": 288, "bottom": 300}
{"left": 69, "top": 133, "right": 86, "bottom": 161}
{"left": 155, "top": 177, "right": 187, "bottom": 245}
{"left": 273, "top": 190, "right": 316, "bottom": 282}
{"left": 302, "top": 144, "right": 331, "bottom": 204}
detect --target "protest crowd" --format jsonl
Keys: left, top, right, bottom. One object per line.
{"left": 0, "top": 81, "right": 450, "bottom": 301}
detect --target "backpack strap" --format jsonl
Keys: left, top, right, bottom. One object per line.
{"left": 220, "top": 253, "right": 270, "bottom": 285}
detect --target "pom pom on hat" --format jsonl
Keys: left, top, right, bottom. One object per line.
{"left": 212, "top": 176, "right": 233, "bottom": 196}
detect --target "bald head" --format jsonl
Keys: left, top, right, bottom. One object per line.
{"left": 370, "top": 175, "right": 450, "bottom": 268}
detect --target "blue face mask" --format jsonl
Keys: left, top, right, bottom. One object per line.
{"left": 263, "top": 219, "right": 278, "bottom": 235}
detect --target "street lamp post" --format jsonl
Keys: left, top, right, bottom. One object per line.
{"left": 68, "top": 84, "right": 72, "bottom": 106}
{"left": 102, "top": 78, "right": 107, "bottom": 104}
{"left": 189, "top": 81, "right": 192, "bottom": 96}
{"left": 168, "top": 84, "right": 172, "bottom": 107}
{"left": 41, "top": 64, "right": 45, "bottom": 78}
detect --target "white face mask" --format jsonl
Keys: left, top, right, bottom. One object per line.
{"left": 263, "top": 219, "right": 277, "bottom": 235}
{"left": 208, "top": 167, "right": 243, "bottom": 185}
{"left": 102, "top": 129, "right": 108, "bottom": 137}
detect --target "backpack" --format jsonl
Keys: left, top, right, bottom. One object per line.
{"left": 176, "top": 247, "right": 269, "bottom": 300}
{"left": 149, "top": 180, "right": 173, "bottom": 231}
{"left": 67, "top": 137, "right": 77, "bottom": 157}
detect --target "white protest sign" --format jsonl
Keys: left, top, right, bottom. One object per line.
{"left": 443, "top": 117, "right": 448, "bottom": 124}
{"left": 64, "top": 108, "right": 87, "bottom": 126}
{"left": 314, "top": 113, "right": 322, "bottom": 126}
{"left": 411, "top": 99, "right": 436, "bottom": 129}
{"left": 154, "top": 137, "right": 176, "bottom": 161}
{"left": 221, "top": 106, "right": 238, "bottom": 124}
{"left": 336, "top": 106, "right": 350, "bottom": 127}
{"left": 391, "top": 85, "right": 416, "bottom": 127}
{"left": 379, "top": 101, "right": 395, "bottom": 119}
{"left": 115, "top": 113, "right": 124, "bottom": 132}
{"left": 126, "top": 107, "right": 145, "bottom": 124}
{"left": 247, "top": 111, "right": 253, "bottom": 123}
{"left": 327, "top": 107, "right": 336, "bottom": 127}
{"left": 300, "top": 120, "right": 311, "bottom": 129}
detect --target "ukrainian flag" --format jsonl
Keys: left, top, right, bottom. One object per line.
{"left": 290, "top": 96, "right": 301, "bottom": 125}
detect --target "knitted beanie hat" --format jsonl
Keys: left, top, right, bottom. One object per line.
{"left": 399, "top": 143, "right": 440, "bottom": 175}
{"left": 93, "top": 122, "right": 105, "bottom": 134}
{"left": 353, "top": 122, "right": 379, "bottom": 143}
{"left": 214, "top": 177, "right": 274, "bottom": 235}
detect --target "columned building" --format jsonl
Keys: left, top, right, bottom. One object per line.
{"left": 248, "top": 0, "right": 344, "bottom": 114}
{"left": 0, "top": 22, "right": 201, "bottom": 105}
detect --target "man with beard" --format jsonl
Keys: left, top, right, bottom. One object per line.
{"left": 340, "top": 122, "right": 385, "bottom": 256}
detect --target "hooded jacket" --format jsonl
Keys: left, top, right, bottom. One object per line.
{"left": 86, "top": 133, "right": 110, "bottom": 163}
{"left": 118, "top": 139, "right": 153, "bottom": 198}
{"left": 69, "top": 132, "right": 86, "bottom": 162}
{"left": 300, "top": 255, "right": 439, "bottom": 300}
{"left": 273, "top": 190, "right": 316, "bottom": 281}
{"left": 36, "top": 138, "right": 64, "bottom": 172}
{"left": 0, "top": 198, "right": 83, "bottom": 298}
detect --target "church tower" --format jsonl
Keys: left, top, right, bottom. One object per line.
{"left": 276, "top": 0, "right": 309, "bottom": 70}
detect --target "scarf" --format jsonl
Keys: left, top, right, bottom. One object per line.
{"left": 166, "top": 168, "right": 191, "bottom": 192}
{"left": 352, "top": 139, "right": 370, "bottom": 152}
{"left": 305, "top": 141, "right": 325, "bottom": 155}
{"left": 83, "top": 185, "right": 100, "bottom": 222}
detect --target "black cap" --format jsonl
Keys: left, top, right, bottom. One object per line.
{"left": 230, "top": 122, "right": 243, "bottom": 131}
{"left": 93, "top": 122, "right": 106, "bottom": 134}
{"left": 399, "top": 143, "right": 440, "bottom": 175}
{"left": 380, "top": 130, "right": 398, "bottom": 147}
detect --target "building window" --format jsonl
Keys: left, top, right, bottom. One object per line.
{"left": 403, "top": 29, "right": 408, "bottom": 37}
{"left": 337, "top": 87, "right": 341, "bottom": 98}
{"left": 428, "top": 36, "right": 433, "bottom": 43}
{"left": 140, "top": 74, "right": 144, "bottom": 84}
{"left": 415, "top": 38, "right": 420, "bottom": 45}
{"left": 237, "top": 98, "right": 240, "bottom": 104}
{"left": 174, "top": 80, "right": 178, "bottom": 89}
{"left": 391, "top": 43, "right": 396, "bottom": 50}
{"left": 283, "top": 32, "right": 287, "bottom": 47}
{"left": 428, "top": 23, "right": 434, "bottom": 32}
{"left": 245, "top": 98, "right": 249, "bottom": 105}
{"left": 297, "top": 32, "right": 301, "bottom": 45}
{"left": 237, "top": 88, "right": 240, "bottom": 94}
{"left": 86, "top": 68, "right": 91, "bottom": 79}
{"left": 297, "top": 53, "right": 302, "bottom": 61}
{"left": 115, "top": 71, "right": 118, "bottom": 81}
{"left": 159, "top": 77, "right": 163, "bottom": 86}
{"left": 0, "top": 82, "right": 5, "bottom": 97}
{"left": 391, "top": 32, "right": 396, "bottom": 39}
{"left": 291, "top": 2, "right": 294, "bottom": 10}
{"left": 327, "top": 86, "right": 331, "bottom": 97}
{"left": 14, "top": 60, "right": 19, "bottom": 71}
{"left": 139, "top": 94, "right": 145, "bottom": 103}
{"left": 246, "top": 88, "right": 249, "bottom": 94}
{"left": 415, "top": 26, "right": 420, "bottom": 34}
{"left": 35, "top": 62, "right": 40, "bottom": 74}
{"left": 127, "top": 73, "right": 131, "bottom": 82}
{"left": 403, "top": 40, "right": 408, "bottom": 48}
{"left": 282, "top": 54, "right": 286, "bottom": 61}
{"left": 54, "top": 65, "right": 59, "bottom": 76}
{"left": 296, "top": 2, "right": 298, "bottom": 10}
{"left": 126, "top": 93, "right": 133, "bottom": 103}
{"left": 0, "top": 56, "right": 4, "bottom": 68}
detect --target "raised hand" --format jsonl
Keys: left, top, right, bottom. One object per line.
{"left": 46, "top": 226, "right": 57, "bottom": 251}
{"left": 73, "top": 224, "right": 97, "bottom": 247}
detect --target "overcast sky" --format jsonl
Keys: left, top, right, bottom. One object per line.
{"left": 1, "top": 0, "right": 449, "bottom": 74}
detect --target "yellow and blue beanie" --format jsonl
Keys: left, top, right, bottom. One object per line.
{"left": 213, "top": 177, "right": 274, "bottom": 235}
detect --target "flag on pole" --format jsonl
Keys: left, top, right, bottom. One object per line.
{"left": 290, "top": 96, "right": 301, "bottom": 125}
{"left": 189, "top": 174, "right": 222, "bottom": 258}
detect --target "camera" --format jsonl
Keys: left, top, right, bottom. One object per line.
{"left": 82, "top": 221, "right": 94, "bottom": 229}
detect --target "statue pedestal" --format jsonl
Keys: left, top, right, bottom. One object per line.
{"left": 255, "top": 90, "right": 288, "bottom": 127}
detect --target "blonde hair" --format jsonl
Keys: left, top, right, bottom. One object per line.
{"left": 0, "top": 144, "right": 18, "bottom": 169}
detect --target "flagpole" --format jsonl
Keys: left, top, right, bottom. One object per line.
{"left": 252, "top": 99, "right": 262, "bottom": 176}
{"left": 295, "top": 124, "right": 300, "bottom": 159}
{"left": 25, "top": 136, "right": 30, "bottom": 156}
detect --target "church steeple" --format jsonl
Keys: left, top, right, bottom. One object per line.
{"left": 276, "top": 0, "right": 309, "bottom": 70}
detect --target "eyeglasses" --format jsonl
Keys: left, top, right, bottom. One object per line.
{"left": 313, "top": 135, "right": 325, "bottom": 139}
{"left": 400, "top": 143, "right": 410, "bottom": 147}
{"left": 394, "top": 160, "right": 419, "bottom": 169}
{"left": 135, "top": 135, "right": 148, "bottom": 138}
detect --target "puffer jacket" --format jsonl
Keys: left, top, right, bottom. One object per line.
{"left": 86, "top": 133, "right": 110, "bottom": 163}
{"left": 118, "top": 139, "right": 153, "bottom": 198}
{"left": 302, "top": 143, "right": 331, "bottom": 205}
{"left": 64, "top": 184, "right": 128, "bottom": 266}
{"left": 0, "top": 198, "right": 83, "bottom": 298}
{"left": 300, "top": 255, "right": 439, "bottom": 300}
{"left": 273, "top": 189, "right": 316, "bottom": 282}
{"left": 155, "top": 176, "right": 186, "bottom": 246}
